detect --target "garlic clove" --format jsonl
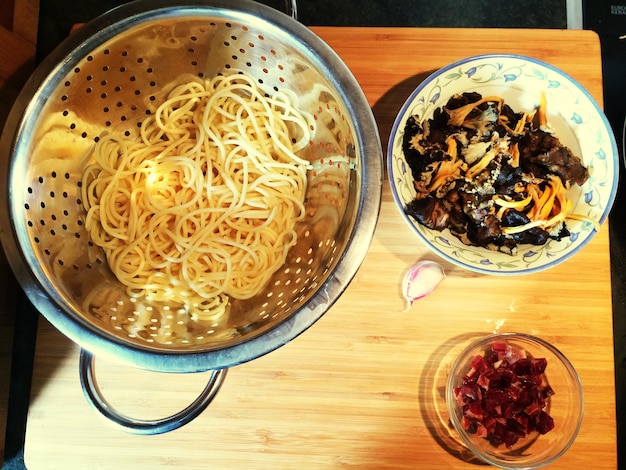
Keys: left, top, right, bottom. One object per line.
{"left": 402, "top": 260, "right": 445, "bottom": 311}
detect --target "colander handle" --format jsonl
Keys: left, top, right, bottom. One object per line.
{"left": 78, "top": 349, "right": 228, "bottom": 435}
{"left": 284, "top": 0, "right": 298, "bottom": 19}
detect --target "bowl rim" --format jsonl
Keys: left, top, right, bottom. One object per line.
{"left": 445, "top": 332, "right": 585, "bottom": 469}
{"left": 386, "top": 53, "right": 619, "bottom": 276}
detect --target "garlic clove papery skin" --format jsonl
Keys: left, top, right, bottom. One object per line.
{"left": 402, "top": 260, "right": 445, "bottom": 311}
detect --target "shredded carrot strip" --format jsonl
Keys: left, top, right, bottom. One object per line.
{"left": 550, "top": 175, "right": 570, "bottom": 215}
{"left": 514, "top": 113, "right": 528, "bottom": 134}
{"left": 509, "top": 142, "right": 520, "bottom": 168}
{"left": 466, "top": 147, "right": 498, "bottom": 179}
{"left": 429, "top": 158, "right": 464, "bottom": 191}
{"left": 527, "top": 184, "right": 541, "bottom": 219}
{"left": 499, "top": 112, "right": 529, "bottom": 136}
{"left": 533, "top": 186, "right": 550, "bottom": 218}
{"left": 498, "top": 119, "right": 519, "bottom": 136}
{"left": 532, "top": 180, "right": 558, "bottom": 221}
{"left": 446, "top": 136, "right": 458, "bottom": 158}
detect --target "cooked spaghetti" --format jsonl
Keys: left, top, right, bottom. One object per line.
{"left": 81, "top": 73, "right": 313, "bottom": 320}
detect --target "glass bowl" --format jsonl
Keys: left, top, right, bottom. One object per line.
{"left": 446, "top": 333, "right": 584, "bottom": 469}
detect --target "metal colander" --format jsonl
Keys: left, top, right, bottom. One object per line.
{"left": 0, "top": 0, "right": 381, "bottom": 375}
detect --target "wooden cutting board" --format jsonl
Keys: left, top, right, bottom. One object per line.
{"left": 24, "top": 27, "right": 616, "bottom": 469}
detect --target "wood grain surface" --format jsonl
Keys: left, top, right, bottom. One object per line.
{"left": 24, "top": 27, "right": 616, "bottom": 469}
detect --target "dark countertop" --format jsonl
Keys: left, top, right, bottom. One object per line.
{"left": 3, "top": 0, "right": 625, "bottom": 468}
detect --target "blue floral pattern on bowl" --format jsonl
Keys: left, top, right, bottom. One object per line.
{"left": 387, "top": 54, "right": 618, "bottom": 275}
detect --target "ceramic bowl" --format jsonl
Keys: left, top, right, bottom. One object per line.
{"left": 387, "top": 54, "right": 618, "bottom": 274}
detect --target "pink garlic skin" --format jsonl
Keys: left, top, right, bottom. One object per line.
{"left": 402, "top": 260, "right": 445, "bottom": 310}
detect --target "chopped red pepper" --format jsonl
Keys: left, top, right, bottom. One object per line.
{"left": 453, "top": 343, "right": 555, "bottom": 448}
